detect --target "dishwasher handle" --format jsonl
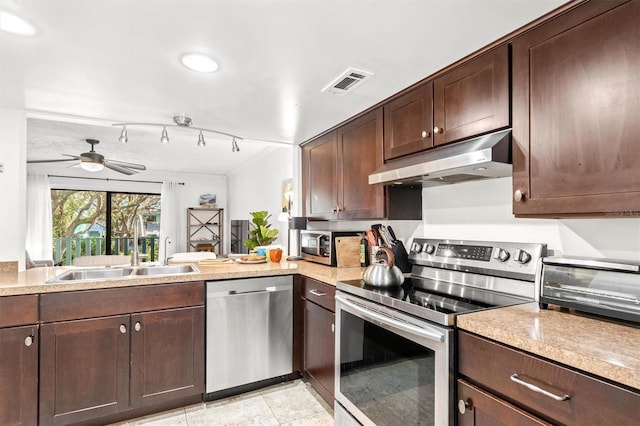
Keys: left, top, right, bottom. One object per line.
{"left": 336, "top": 294, "right": 445, "bottom": 343}
{"left": 208, "top": 284, "right": 291, "bottom": 298}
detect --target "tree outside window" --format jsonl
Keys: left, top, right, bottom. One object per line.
{"left": 51, "top": 190, "right": 160, "bottom": 265}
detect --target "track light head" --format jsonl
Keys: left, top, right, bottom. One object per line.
{"left": 231, "top": 137, "right": 240, "bottom": 152}
{"left": 197, "top": 131, "right": 206, "bottom": 147}
{"left": 160, "top": 126, "right": 170, "bottom": 144}
{"left": 118, "top": 127, "right": 128, "bottom": 144}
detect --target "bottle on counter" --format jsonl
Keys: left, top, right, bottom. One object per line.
{"left": 359, "top": 233, "right": 368, "bottom": 267}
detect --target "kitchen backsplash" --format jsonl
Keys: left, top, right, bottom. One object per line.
{"left": 322, "top": 177, "right": 640, "bottom": 261}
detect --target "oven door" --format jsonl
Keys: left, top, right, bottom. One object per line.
{"left": 335, "top": 292, "right": 453, "bottom": 426}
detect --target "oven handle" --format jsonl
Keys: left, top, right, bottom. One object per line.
{"left": 336, "top": 294, "right": 445, "bottom": 343}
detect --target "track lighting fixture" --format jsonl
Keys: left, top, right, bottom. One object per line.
{"left": 160, "top": 126, "right": 170, "bottom": 144}
{"left": 118, "top": 126, "right": 128, "bottom": 143}
{"left": 112, "top": 115, "right": 242, "bottom": 150}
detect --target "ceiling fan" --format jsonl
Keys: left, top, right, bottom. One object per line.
{"left": 27, "top": 139, "right": 146, "bottom": 175}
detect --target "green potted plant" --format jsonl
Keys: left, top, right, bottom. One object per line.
{"left": 244, "top": 211, "right": 279, "bottom": 251}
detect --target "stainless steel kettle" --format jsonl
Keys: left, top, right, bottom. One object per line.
{"left": 362, "top": 247, "right": 405, "bottom": 288}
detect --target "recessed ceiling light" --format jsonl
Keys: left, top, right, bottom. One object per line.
{"left": 180, "top": 53, "right": 218, "bottom": 73}
{"left": 0, "top": 11, "right": 36, "bottom": 36}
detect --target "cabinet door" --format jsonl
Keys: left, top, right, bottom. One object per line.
{"left": 383, "top": 82, "right": 434, "bottom": 160}
{"left": 458, "top": 380, "right": 551, "bottom": 426}
{"left": 512, "top": 0, "right": 640, "bottom": 217}
{"left": 337, "top": 108, "right": 385, "bottom": 219}
{"left": 130, "top": 306, "right": 205, "bottom": 408}
{"left": 304, "top": 299, "right": 335, "bottom": 405}
{"left": 0, "top": 325, "right": 38, "bottom": 426}
{"left": 302, "top": 131, "right": 338, "bottom": 219}
{"left": 434, "top": 44, "right": 509, "bottom": 146}
{"left": 459, "top": 331, "right": 640, "bottom": 426}
{"left": 40, "top": 315, "right": 130, "bottom": 426}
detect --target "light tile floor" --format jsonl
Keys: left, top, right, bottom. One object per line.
{"left": 110, "top": 380, "right": 334, "bottom": 426}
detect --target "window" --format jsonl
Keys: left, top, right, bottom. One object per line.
{"left": 51, "top": 190, "right": 160, "bottom": 265}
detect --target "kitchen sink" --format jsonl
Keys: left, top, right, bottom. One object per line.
{"left": 46, "top": 267, "right": 135, "bottom": 283}
{"left": 133, "top": 264, "right": 199, "bottom": 275}
{"left": 46, "top": 264, "right": 200, "bottom": 283}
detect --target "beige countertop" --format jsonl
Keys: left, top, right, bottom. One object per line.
{"left": 457, "top": 302, "right": 640, "bottom": 391}
{"left": 0, "top": 260, "right": 367, "bottom": 296}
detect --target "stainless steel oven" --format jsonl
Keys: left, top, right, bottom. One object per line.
{"left": 335, "top": 238, "right": 547, "bottom": 426}
{"left": 335, "top": 293, "right": 453, "bottom": 426}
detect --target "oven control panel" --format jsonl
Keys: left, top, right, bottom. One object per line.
{"left": 409, "top": 238, "right": 547, "bottom": 281}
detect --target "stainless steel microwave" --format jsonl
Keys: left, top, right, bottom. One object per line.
{"left": 299, "top": 230, "right": 361, "bottom": 266}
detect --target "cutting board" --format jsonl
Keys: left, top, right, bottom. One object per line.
{"left": 335, "top": 236, "right": 362, "bottom": 267}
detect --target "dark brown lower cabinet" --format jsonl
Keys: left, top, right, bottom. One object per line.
{"left": 0, "top": 325, "right": 39, "bottom": 426}
{"left": 40, "top": 316, "right": 130, "bottom": 426}
{"left": 302, "top": 278, "right": 335, "bottom": 405}
{"left": 458, "top": 331, "right": 640, "bottom": 426}
{"left": 458, "top": 380, "right": 550, "bottom": 426}
{"left": 130, "top": 307, "right": 204, "bottom": 408}
{"left": 39, "top": 282, "right": 205, "bottom": 426}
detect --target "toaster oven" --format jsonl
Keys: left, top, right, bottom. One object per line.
{"left": 539, "top": 256, "right": 640, "bottom": 323}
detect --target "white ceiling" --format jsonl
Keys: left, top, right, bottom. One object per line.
{"left": 1, "top": 0, "right": 567, "bottom": 175}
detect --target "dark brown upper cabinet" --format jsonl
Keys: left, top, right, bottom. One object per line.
{"left": 433, "top": 44, "right": 510, "bottom": 147}
{"left": 383, "top": 82, "right": 434, "bottom": 160}
{"left": 302, "top": 130, "right": 339, "bottom": 219}
{"left": 512, "top": 0, "right": 640, "bottom": 217}
{"left": 381, "top": 45, "right": 509, "bottom": 161}
{"left": 303, "top": 108, "right": 385, "bottom": 220}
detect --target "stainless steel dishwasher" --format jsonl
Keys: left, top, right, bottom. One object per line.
{"left": 205, "top": 276, "right": 293, "bottom": 396}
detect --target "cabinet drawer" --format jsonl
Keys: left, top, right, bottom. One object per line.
{"left": 302, "top": 277, "right": 335, "bottom": 312}
{"left": 0, "top": 295, "right": 38, "bottom": 327}
{"left": 458, "top": 331, "right": 640, "bottom": 426}
{"left": 41, "top": 281, "right": 204, "bottom": 322}
{"left": 458, "top": 379, "right": 550, "bottom": 426}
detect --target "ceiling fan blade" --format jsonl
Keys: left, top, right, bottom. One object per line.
{"left": 107, "top": 159, "right": 146, "bottom": 170}
{"left": 27, "top": 158, "right": 78, "bottom": 164}
{"left": 103, "top": 162, "right": 137, "bottom": 175}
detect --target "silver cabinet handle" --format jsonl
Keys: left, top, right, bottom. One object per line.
{"left": 458, "top": 399, "right": 470, "bottom": 414}
{"left": 433, "top": 126, "right": 443, "bottom": 134}
{"left": 510, "top": 374, "right": 570, "bottom": 401}
{"left": 119, "top": 324, "right": 127, "bottom": 334}
{"left": 514, "top": 189, "right": 525, "bottom": 202}
{"left": 134, "top": 321, "right": 142, "bottom": 332}
{"left": 421, "top": 130, "right": 430, "bottom": 138}
{"left": 331, "top": 323, "right": 335, "bottom": 333}
{"left": 309, "top": 289, "right": 326, "bottom": 297}
{"left": 24, "top": 336, "right": 34, "bottom": 347}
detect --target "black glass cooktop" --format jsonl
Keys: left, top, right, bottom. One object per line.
{"left": 337, "top": 277, "right": 529, "bottom": 325}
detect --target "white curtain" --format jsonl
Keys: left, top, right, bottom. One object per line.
{"left": 26, "top": 173, "right": 53, "bottom": 261}
{"left": 159, "top": 181, "right": 180, "bottom": 262}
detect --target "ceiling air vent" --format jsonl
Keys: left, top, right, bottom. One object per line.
{"left": 321, "top": 68, "right": 374, "bottom": 95}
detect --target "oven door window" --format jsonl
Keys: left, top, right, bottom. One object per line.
{"left": 339, "top": 310, "right": 436, "bottom": 425}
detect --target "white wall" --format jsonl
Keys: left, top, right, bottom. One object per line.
{"left": 417, "top": 177, "right": 640, "bottom": 260}
{"left": 227, "top": 146, "right": 293, "bottom": 251}
{"left": 320, "top": 177, "right": 640, "bottom": 262}
{"left": 0, "top": 109, "right": 27, "bottom": 269}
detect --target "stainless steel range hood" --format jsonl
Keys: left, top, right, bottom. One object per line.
{"left": 369, "top": 129, "right": 512, "bottom": 186}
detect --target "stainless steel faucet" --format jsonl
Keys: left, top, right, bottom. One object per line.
{"left": 163, "top": 236, "right": 172, "bottom": 265}
{"left": 131, "top": 214, "right": 145, "bottom": 267}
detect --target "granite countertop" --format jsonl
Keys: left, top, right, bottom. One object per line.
{"left": 457, "top": 302, "right": 640, "bottom": 391}
{"left": 0, "top": 260, "right": 367, "bottom": 296}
